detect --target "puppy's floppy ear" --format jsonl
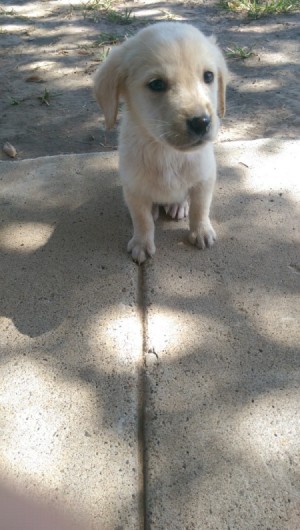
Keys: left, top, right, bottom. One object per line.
{"left": 209, "top": 36, "right": 229, "bottom": 118}
{"left": 217, "top": 54, "right": 229, "bottom": 118}
{"left": 93, "top": 45, "right": 125, "bottom": 129}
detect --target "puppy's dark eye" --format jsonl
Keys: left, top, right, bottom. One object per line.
{"left": 148, "top": 79, "right": 167, "bottom": 92}
{"left": 204, "top": 71, "right": 214, "bottom": 84}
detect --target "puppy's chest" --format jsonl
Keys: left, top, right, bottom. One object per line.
{"left": 146, "top": 164, "right": 193, "bottom": 203}
{"left": 125, "top": 149, "right": 201, "bottom": 203}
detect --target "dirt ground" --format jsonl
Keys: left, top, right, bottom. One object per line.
{"left": 0, "top": 0, "right": 299, "bottom": 160}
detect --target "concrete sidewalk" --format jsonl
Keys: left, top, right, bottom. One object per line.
{"left": 0, "top": 139, "right": 299, "bottom": 530}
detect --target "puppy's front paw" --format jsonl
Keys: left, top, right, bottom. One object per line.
{"left": 189, "top": 221, "right": 216, "bottom": 250}
{"left": 164, "top": 200, "right": 189, "bottom": 220}
{"left": 127, "top": 237, "right": 156, "bottom": 264}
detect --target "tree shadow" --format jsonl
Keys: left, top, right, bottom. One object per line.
{"left": 141, "top": 147, "right": 299, "bottom": 527}
{"left": 0, "top": 144, "right": 299, "bottom": 527}
{"left": 0, "top": 155, "right": 141, "bottom": 527}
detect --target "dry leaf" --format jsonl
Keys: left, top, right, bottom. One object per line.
{"left": 26, "top": 75, "right": 44, "bottom": 83}
{"left": 3, "top": 142, "right": 17, "bottom": 158}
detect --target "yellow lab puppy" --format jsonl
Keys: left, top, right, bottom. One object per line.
{"left": 94, "top": 22, "right": 228, "bottom": 263}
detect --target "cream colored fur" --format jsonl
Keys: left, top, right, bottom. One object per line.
{"left": 94, "top": 22, "right": 228, "bottom": 263}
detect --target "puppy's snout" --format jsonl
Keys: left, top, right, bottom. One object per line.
{"left": 187, "top": 115, "right": 211, "bottom": 136}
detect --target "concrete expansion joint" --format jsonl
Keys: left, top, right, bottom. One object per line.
{"left": 137, "top": 264, "right": 149, "bottom": 530}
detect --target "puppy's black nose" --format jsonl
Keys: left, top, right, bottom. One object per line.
{"left": 187, "top": 115, "right": 211, "bottom": 136}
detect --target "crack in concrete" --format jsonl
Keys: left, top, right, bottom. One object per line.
{"left": 137, "top": 264, "right": 149, "bottom": 530}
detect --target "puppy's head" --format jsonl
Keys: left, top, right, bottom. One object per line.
{"left": 94, "top": 22, "right": 228, "bottom": 151}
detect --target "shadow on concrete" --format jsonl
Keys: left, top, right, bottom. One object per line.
{"left": 1, "top": 145, "right": 299, "bottom": 527}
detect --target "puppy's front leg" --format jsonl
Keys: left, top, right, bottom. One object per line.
{"left": 124, "top": 189, "right": 156, "bottom": 264}
{"left": 188, "top": 176, "right": 216, "bottom": 249}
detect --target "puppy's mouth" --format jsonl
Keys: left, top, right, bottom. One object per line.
{"left": 162, "top": 115, "right": 215, "bottom": 151}
{"left": 179, "top": 136, "right": 209, "bottom": 150}
{"left": 166, "top": 134, "right": 211, "bottom": 152}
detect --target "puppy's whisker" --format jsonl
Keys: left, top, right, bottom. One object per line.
{"left": 147, "top": 121, "right": 172, "bottom": 131}
{"left": 158, "top": 131, "right": 169, "bottom": 139}
{"left": 159, "top": 131, "right": 180, "bottom": 141}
